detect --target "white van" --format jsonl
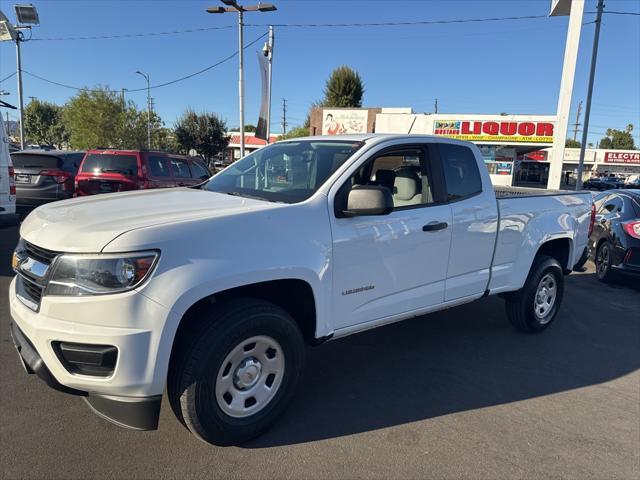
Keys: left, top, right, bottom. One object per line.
{"left": 0, "top": 114, "right": 17, "bottom": 223}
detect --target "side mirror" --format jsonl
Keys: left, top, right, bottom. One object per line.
{"left": 343, "top": 185, "right": 393, "bottom": 217}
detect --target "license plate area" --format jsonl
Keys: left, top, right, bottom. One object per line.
{"left": 15, "top": 174, "right": 31, "bottom": 184}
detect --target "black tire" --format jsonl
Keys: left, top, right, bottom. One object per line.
{"left": 573, "top": 247, "right": 589, "bottom": 271}
{"left": 168, "top": 299, "right": 305, "bottom": 446}
{"left": 505, "top": 255, "right": 564, "bottom": 333}
{"left": 595, "top": 240, "right": 616, "bottom": 283}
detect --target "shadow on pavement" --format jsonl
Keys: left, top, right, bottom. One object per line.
{"left": 247, "top": 270, "right": 640, "bottom": 448}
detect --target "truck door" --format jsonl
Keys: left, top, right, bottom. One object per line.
{"left": 438, "top": 143, "right": 499, "bottom": 301}
{"left": 329, "top": 143, "right": 452, "bottom": 330}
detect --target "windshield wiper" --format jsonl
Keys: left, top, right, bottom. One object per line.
{"left": 101, "top": 168, "right": 129, "bottom": 174}
{"left": 224, "top": 191, "right": 271, "bottom": 202}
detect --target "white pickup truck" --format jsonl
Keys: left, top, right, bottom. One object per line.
{"left": 9, "top": 134, "right": 594, "bottom": 445}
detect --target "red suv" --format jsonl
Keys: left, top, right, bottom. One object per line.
{"left": 75, "top": 150, "right": 211, "bottom": 196}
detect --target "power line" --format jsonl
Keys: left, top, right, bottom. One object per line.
{"left": 31, "top": 25, "right": 234, "bottom": 41}
{"left": 246, "top": 14, "right": 549, "bottom": 28}
{"left": 20, "top": 32, "right": 267, "bottom": 94}
{"left": 587, "top": 10, "right": 640, "bottom": 16}
{"left": 0, "top": 72, "right": 17, "bottom": 84}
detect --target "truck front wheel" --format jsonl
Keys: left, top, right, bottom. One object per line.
{"left": 505, "top": 255, "right": 564, "bottom": 333}
{"left": 168, "top": 299, "right": 305, "bottom": 446}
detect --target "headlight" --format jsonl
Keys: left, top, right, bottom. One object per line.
{"left": 45, "top": 251, "right": 159, "bottom": 296}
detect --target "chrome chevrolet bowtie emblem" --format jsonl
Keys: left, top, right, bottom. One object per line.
{"left": 18, "top": 256, "right": 50, "bottom": 279}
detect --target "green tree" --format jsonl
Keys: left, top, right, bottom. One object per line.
{"left": 173, "top": 108, "right": 229, "bottom": 162}
{"left": 278, "top": 126, "right": 309, "bottom": 140}
{"left": 565, "top": 139, "right": 581, "bottom": 148}
{"left": 322, "top": 65, "right": 365, "bottom": 108}
{"left": 598, "top": 124, "right": 636, "bottom": 150}
{"left": 24, "top": 99, "right": 68, "bottom": 148}
{"left": 63, "top": 87, "right": 124, "bottom": 149}
{"left": 120, "top": 106, "right": 164, "bottom": 150}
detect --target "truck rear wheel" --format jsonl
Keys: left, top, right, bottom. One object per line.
{"left": 168, "top": 299, "right": 305, "bottom": 446}
{"left": 505, "top": 255, "right": 564, "bottom": 333}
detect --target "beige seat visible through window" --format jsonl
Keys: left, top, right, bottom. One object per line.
{"left": 393, "top": 168, "right": 422, "bottom": 207}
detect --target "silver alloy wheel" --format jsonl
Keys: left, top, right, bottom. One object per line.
{"left": 215, "top": 335, "right": 285, "bottom": 418}
{"left": 533, "top": 273, "right": 557, "bottom": 322}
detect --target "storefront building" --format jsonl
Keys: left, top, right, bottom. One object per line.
{"left": 223, "top": 132, "right": 279, "bottom": 164}
{"left": 374, "top": 109, "right": 557, "bottom": 186}
{"left": 309, "top": 107, "right": 638, "bottom": 187}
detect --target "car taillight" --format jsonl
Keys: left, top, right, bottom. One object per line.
{"left": 588, "top": 203, "right": 596, "bottom": 237}
{"left": 40, "top": 169, "right": 71, "bottom": 184}
{"left": 8, "top": 166, "right": 16, "bottom": 195}
{"left": 622, "top": 220, "right": 640, "bottom": 240}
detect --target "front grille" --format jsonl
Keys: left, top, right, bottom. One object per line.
{"left": 24, "top": 241, "right": 59, "bottom": 265}
{"left": 15, "top": 239, "right": 60, "bottom": 311}
{"left": 16, "top": 275, "right": 43, "bottom": 311}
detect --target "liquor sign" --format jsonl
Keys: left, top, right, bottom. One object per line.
{"left": 433, "top": 120, "right": 554, "bottom": 143}
{"left": 604, "top": 151, "right": 640, "bottom": 164}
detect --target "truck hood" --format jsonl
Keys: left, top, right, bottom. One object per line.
{"left": 20, "top": 188, "right": 278, "bottom": 252}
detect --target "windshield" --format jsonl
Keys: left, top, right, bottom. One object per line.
{"left": 204, "top": 140, "right": 364, "bottom": 203}
{"left": 81, "top": 154, "right": 139, "bottom": 176}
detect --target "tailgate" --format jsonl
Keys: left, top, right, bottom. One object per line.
{"left": 76, "top": 175, "right": 138, "bottom": 195}
{"left": 77, "top": 152, "right": 140, "bottom": 196}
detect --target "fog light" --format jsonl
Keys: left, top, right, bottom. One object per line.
{"left": 52, "top": 342, "right": 117, "bottom": 377}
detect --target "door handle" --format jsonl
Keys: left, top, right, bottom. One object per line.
{"left": 422, "top": 221, "right": 448, "bottom": 232}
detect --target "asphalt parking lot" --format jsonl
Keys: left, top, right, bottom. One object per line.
{"left": 1, "top": 222, "right": 639, "bottom": 480}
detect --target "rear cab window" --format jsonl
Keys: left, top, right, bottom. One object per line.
{"left": 81, "top": 153, "right": 139, "bottom": 176}
{"left": 439, "top": 144, "right": 482, "bottom": 201}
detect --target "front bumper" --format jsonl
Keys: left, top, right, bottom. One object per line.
{"left": 8, "top": 277, "right": 179, "bottom": 430}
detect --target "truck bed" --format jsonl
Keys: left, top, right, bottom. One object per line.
{"left": 494, "top": 186, "right": 583, "bottom": 199}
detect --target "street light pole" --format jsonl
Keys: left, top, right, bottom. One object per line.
{"left": 206, "top": 1, "right": 277, "bottom": 158}
{"left": 15, "top": 33, "right": 24, "bottom": 149}
{"left": 265, "top": 25, "right": 273, "bottom": 145}
{"left": 576, "top": 0, "right": 604, "bottom": 191}
{"left": 136, "top": 71, "right": 151, "bottom": 149}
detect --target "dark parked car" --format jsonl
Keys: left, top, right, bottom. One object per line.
{"left": 75, "top": 150, "right": 211, "bottom": 196}
{"left": 589, "top": 189, "right": 640, "bottom": 282}
{"left": 11, "top": 150, "right": 85, "bottom": 212}
{"left": 584, "top": 176, "right": 625, "bottom": 190}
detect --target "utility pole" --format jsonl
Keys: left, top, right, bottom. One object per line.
{"left": 576, "top": 0, "right": 604, "bottom": 191}
{"left": 572, "top": 100, "right": 582, "bottom": 141}
{"left": 281, "top": 97, "right": 287, "bottom": 135}
{"left": 206, "top": 1, "right": 277, "bottom": 158}
{"left": 434, "top": 98, "right": 438, "bottom": 114}
{"left": 136, "top": 71, "right": 151, "bottom": 149}
{"left": 121, "top": 88, "right": 127, "bottom": 112}
{"left": 265, "top": 25, "right": 274, "bottom": 144}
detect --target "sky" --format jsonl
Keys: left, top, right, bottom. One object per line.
{"left": 0, "top": 0, "right": 639, "bottom": 146}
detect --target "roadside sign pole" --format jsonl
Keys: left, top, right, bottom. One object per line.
{"left": 547, "top": 0, "right": 585, "bottom": 190}
{"left": 576, "top": 0, "right": 604, "bottom": 191}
